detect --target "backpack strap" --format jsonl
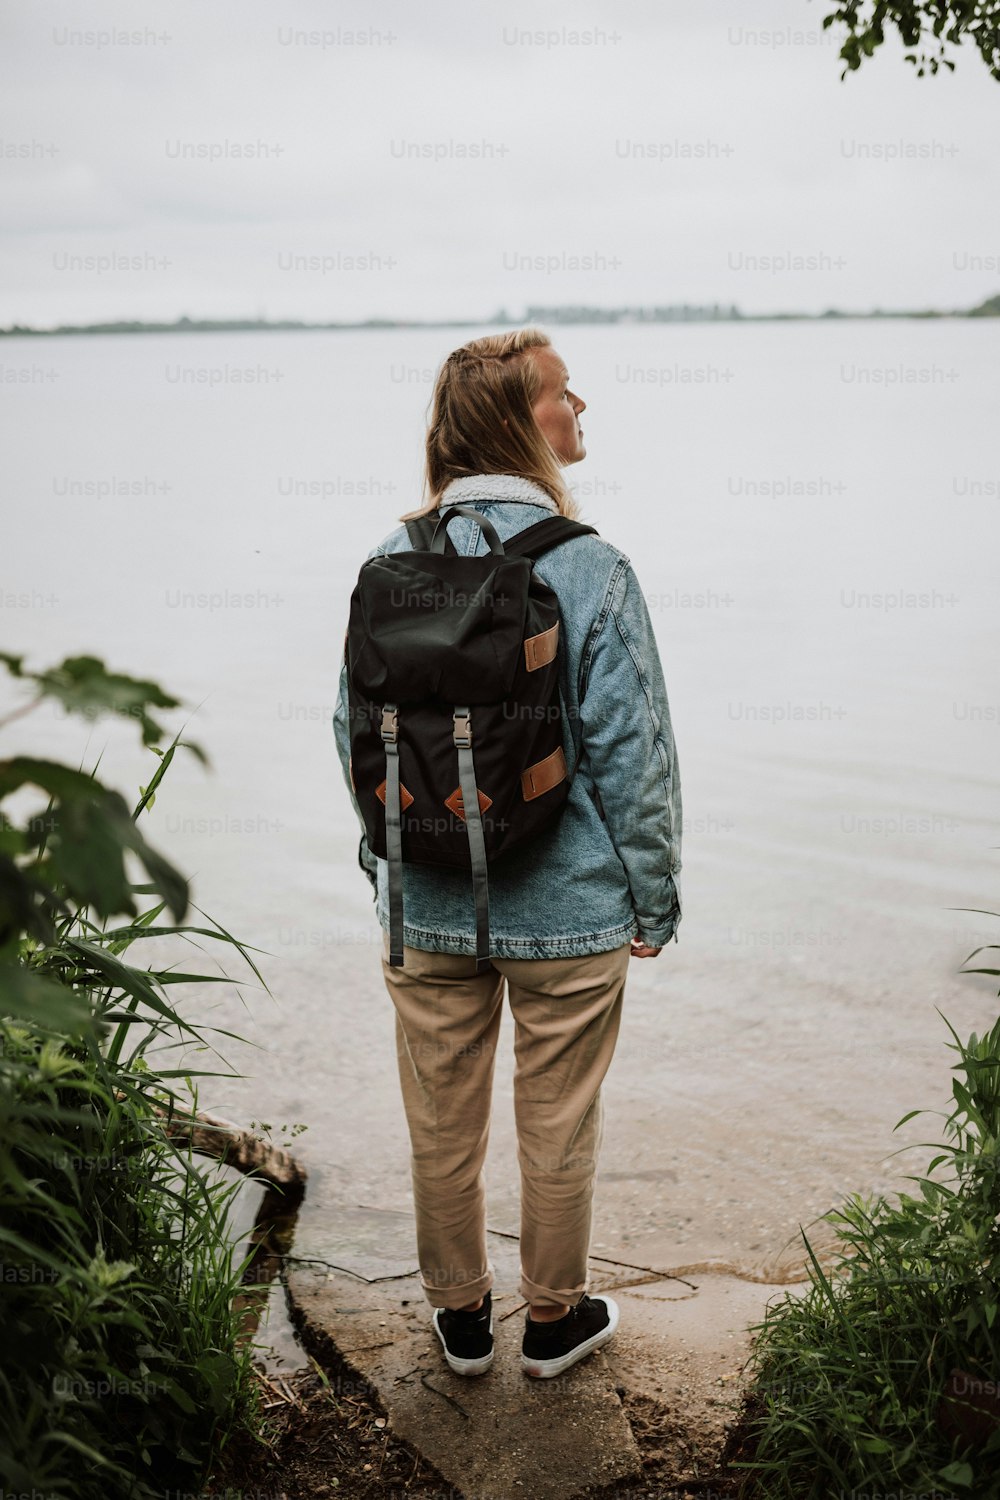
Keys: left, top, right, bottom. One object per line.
{"left": 502, "top": 516, "right": 598, "bottom": 560}
{"left": 380, "top": 702, "right": 406, "bottom": 966}
{"left": 452, "top": 706, "right": 492, "bottom": 972}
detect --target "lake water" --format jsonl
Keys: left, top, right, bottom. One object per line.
{"left": 3, "top": 320, "right": 999, "bottom": 1288}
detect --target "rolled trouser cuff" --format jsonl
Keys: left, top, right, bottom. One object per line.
{"left": 421, "top": 1268, "right": 494, "bottom": 1311}
{"left": 519, "top": 1272, "right": 588, "bottom": 1308}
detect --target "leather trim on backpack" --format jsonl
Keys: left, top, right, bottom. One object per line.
{"left": 444, "top": 785, "right": 494, "bottom": 821}
{"left": 520, "top": 744, "right": 567, "bottom": 802}
{"left": 377, "top": 778, "right": 414, "bottom": 811}
{"left": 523, "top": 620, "right": 559, "bottom": 672}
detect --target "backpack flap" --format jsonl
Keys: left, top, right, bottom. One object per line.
{"left": 347, "top": 550, "right": 531, "bottom": 704}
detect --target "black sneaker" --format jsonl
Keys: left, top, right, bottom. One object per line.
{"left": 432, "top": 1289, "right": 494, "bottom": 1376}
{"left": 521, "top": 1293, "right": 619, "bottom": 1379}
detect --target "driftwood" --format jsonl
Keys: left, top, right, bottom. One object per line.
{"left": 154, "top": 1102, "right": 308, "bottom": 1202}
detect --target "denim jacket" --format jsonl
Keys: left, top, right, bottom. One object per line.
{"left": 332, "top": 472, "right": 682, "bottom": 958}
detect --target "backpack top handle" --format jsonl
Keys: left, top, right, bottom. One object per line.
{"left": 429, "top": 505, "right": 505, "bottom": 557}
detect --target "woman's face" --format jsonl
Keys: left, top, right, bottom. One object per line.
{"left": 529, "top": 346, "right": 587, "bottom": 465}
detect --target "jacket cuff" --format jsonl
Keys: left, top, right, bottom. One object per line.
{"left": 637, "top": 917, "right": 680, "bottom": 948}
{"left": 635, "top": 888, "right": 682, "bottom": 948}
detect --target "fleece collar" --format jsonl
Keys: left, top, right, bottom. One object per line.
{"left": 438, "top": 473, "right": 560, "bottom": 513}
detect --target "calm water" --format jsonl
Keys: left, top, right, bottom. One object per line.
{"left": 3, "top": 320, "right": 999, "bottom": 1277}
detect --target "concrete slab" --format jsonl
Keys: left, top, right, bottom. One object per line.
{"left": 284, "top": 1204, "right": 806, "bottom": 1497}
{"left": 286, "top": 1208, "right": 643, "bottom": 1500}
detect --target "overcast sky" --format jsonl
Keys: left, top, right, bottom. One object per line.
{"left": 2, "top": 0, "right": 998, "bottom": 326}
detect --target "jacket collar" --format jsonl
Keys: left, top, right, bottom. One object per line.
{"left": 439, "top": 473, "right": 559, "bottom": 514}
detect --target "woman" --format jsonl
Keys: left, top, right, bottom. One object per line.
{"left": 333, "top": 326, "right": 682, "bottom": 1380}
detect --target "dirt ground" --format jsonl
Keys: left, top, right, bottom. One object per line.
{"left": 207, "top": 1357, "right": 754, "bottom": 1500}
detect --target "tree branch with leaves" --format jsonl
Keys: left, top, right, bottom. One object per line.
{"left": 819, "top": 0, "right": 1000, "bottom": 77}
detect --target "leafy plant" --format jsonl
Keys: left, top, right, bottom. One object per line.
{"left": 0, "top": 653, "right": 268, "bottom": 1498}
{"left": 733, "top": 924, "right": 1000, "bottom": 1496}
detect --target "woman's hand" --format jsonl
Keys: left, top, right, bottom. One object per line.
{"left": 630, "top": 939, "right": 662, "bottom": 959}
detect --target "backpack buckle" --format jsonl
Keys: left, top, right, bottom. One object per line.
{"left": 380, "top": 705, "right": 399, "bottom": 743}
{"left": 452, "top": 709, "right": 472, "bottom": 748}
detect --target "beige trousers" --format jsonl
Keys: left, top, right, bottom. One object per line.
{"left": 380, "top": 930, "right": 631, "bottom": 1310}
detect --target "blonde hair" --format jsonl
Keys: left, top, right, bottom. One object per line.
{"left": 399, "top": 326, "right": 580, "bottom": 522}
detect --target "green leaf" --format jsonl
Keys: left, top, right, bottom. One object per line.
{"left": 197, "top": 1350, "right": 238, "bottom": 1416}
{"left": 0, "top": 963, "right": 94, "bottom": 1033}
{"left": 0, "top": 851, "right": 55, "bottom": 945}
{"left": 0, "top": 650, "right": 26, "bottom": 677}
{"left": 13, "top": 654, "right": 183, "bottom": 750}
{"left": 0, "top": 762, "right": 189, "bottom": 921}
{"left": 0, "top": 755, "right": 110, "bottom": 804}
{"left": 43, "top": 794, "right": 137, "bottom": 918}
{"left": 161, "top": 1376, "right": 199, "bottom": 1415}
{"left": 0, "top": 822, "right": 27, "bottom": 855}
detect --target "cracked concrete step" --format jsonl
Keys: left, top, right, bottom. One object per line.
{"left": 284, "top": 1205, "right": 644, "bottom": 1500}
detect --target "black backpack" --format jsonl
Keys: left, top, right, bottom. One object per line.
{"left": 345, "top": 503, "right": 598, "bottom": 971}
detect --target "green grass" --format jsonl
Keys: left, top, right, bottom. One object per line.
{"left": 735, "top": 996, "right": 1000, "bottom": 1498}
{"left": 1, "top": 654, "right": 271, "bottom": 1497}
{"left": 0, "top": 1020, "right": 260, "bottom": 1497}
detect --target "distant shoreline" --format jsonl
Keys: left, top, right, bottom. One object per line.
{"left": 2, "top": 294, "right": 998, "bottom": 337}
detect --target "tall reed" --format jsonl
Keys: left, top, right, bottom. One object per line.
{"left": 1, "top": 652, "right": 268, "bottom": 1498}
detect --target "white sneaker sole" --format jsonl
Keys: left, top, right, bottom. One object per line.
{"left": 521, "top": 1295, "right": 620, "bottom": 1379}
{"left": 432, "top": 1308, "right": 495, "bottom": 1376}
